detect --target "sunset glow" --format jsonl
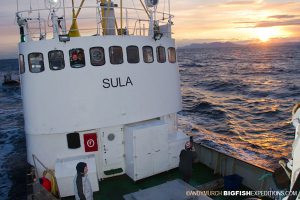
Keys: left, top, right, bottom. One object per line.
{"left": 171, "top": 0, "right": 300, "bottom": 45}
{"left": 254, "top": 27, "right": 280, "bottom": 42}
{"left": 0, "top": 0, "right": 300, "bottom": 58}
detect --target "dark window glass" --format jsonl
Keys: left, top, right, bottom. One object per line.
{"left": 19, "top": 54, "right": 25, "bottom": 74}
{"left": 156, "top": 46, "right": 166, "bottom": 63}
{"left": 109, "top": 46, "right": 123, "bottom": 64}
{"left": 90, "top": 47, "right": 105, "bottom": 66}
{"left": 126, "top": 46, "right": 139, "bottom": 63}
{"left": 28, "top": 53, "right": 45, "bottom": 73}
{"left": 66, "top": 132, "right": 81, "bottom": 149}
{"left": 168, "top": 47, "right": 176, "bottom": 63}
{"left": 143, "top": 46, "right": 154, "bottom": 63}
{"left": 48, "top": 50, "right": 65, "bottom": 70}
{"left": 69, "top": 48, "right": 85, "bottom": 68}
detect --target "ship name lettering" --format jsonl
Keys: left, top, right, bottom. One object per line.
{"left": 102, "top": 76, "right": 133, "bottom": 88}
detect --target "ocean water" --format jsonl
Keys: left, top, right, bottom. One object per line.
{"left": 177, "top": 44, "right": 300, "bottom": 169}
{"left": 0, "top": 59, "right": 27, "bottom": 200}
{"left": 0, "top": 44, "right": 300, "bottom": 199}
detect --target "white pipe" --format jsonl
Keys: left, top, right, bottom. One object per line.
{"left": 168, "top": 0, "right": 170, "bottom": 17}
{"left": 126, "top": 8, "right": 128, "bottom": 34}
{"left": 62, "top": 0, "right": 66, "bottom": 34}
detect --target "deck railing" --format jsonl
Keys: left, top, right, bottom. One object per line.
{"left": 16, "top": 3, "right": 173, "bottom": 42}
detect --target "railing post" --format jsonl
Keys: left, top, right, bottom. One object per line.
{"left": 126, "top": 8, "right": 128, "bottom": 34}
{"left": 143, "top": 24, "right": 145, "bottom": 36}
{"left": 139, "top": 20, "right": 141, "bottom": 35}
{"left": 120, "top": 0, "right": 123, "bottom": 35}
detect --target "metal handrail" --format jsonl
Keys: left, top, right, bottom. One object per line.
{"left": 16, "top": 4, "right": 173, "bottom": 41}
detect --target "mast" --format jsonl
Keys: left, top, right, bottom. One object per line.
{"left": 100, "top": 0, "right": 116, "bottom": 35}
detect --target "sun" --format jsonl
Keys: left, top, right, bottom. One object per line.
{"left": 254, "top": 27, "right": 279, "bottom": 42}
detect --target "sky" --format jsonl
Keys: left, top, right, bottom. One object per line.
{"left": 0, "top": 0, "right": 299, "bottom": 59}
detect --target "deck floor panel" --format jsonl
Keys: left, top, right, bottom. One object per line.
{"left": 63, "top": 162, "right": 221, "bottom": 200}
{"left": 123, "top": 179, "right": 212, "bottom": 200}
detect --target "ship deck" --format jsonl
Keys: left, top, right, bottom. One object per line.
{"left": 62, "top": 162, "right": 254, "bottom": 200}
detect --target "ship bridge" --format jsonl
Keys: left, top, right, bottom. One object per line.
{"left": 17, "top": 0, "right": 180, "bottom": 134}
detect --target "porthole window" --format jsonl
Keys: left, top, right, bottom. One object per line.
{"left": 28, "top": 53, "right": 45, "bottom": 73}
{"left": 168, "top": 47, "right": 176, "bottom": 63}
{"left": 109, "top": 46, "right": 123, "bottom": 64}
{"left": 126, "top": 46, "right": 139, "bottom": 63}
{"left": 107, "top": 133, "right": 115, "bottom": 141}
{"left": 69, "top": 48, "right": 85, "bottom": 68}
{"left": 19, "top": 54, "right": 25, "bottom": 74}
{"left": 90, "top": 47, "right": 105, "bottom": 66}
{"left": 156, "top": 46, "right": 166, "bottom": 63}
{"left": 48, "top": 50, "right": 65, "bottom": 70}
{"left": 142, "top": 46, "right": 154, "bottom": 63}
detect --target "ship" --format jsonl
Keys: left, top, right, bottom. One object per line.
{"left": 15, "top": 0, "right": 300, "bottom": 199}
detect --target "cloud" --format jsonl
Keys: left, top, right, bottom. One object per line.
{"left": 226, "top": 1, "right": 256, "bottom": 6}
{"left": 233, "top": 21, "right": 257, "bottom": 24}
{"left": 268, "top": 15, "right": 298, "bottom": 19}
{"left": 255, "top": 19, "right": 300, "bottom": 27}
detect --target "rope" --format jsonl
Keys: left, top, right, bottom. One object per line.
{"left": 258, "top": 173, "right": 272, "bottom": 181}
{"left": 131, "top": 0, "right": 140, "bottom": 20}
{"left": 75, "top": 0, "right": 86, "bottom": 19}
{"left": 138, "top": 0, "right": 150, "bottom": 18}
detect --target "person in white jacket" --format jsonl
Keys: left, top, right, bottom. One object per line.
{"left": 73, "top": 162, "right": 93, "bottom": 200}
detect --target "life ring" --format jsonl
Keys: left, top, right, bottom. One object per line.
{"left": 43, "top": 169, "right": 59, "bottom": 198}
{"left": 39, "top": 176, "right": 51, "bottom": 192}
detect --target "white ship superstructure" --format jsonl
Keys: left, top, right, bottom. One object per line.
{"left": 16, "top": 0, "right": 188, "bottom": 197}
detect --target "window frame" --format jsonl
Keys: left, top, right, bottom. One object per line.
{"left": 156, "top": 46, "right": 166, "bottom": 63}
{"left": 90, "top": 47, "right": 106, "bottom": 66}
{"left": 69, "top": 48, "right": 86, "bottom": 68}
{"left": 168, "top": 47, "right": 177, "bottom": 63}
{"left": 126, "top": 45, "right": 140, "bottom": 64}
{"left": 48, "top": 50, "right": 65, "bottom": 71}
{"left": 19, "top": 54, "right": 25, "bottom": 74}
{"left": 109, "top": 46, "right": 123, "bottom": 65}
{"left": 142, "top": 46, "right": 154, "bottom": 63}
{"left": 28, "top": 52, "right": 45, "bottom": 73}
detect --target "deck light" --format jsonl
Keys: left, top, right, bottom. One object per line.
{"left": 49, "top": 0, "right": 59, "bottom": 5}
{"left": 145, "top": 0, "right": 159, "bottom": 7}
{"left": 46, "top": 0, "right": 61, "bottom": 9}
{"left": 59, "top": 34, "right": 70, "bottom": 42}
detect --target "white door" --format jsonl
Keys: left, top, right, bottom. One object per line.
{"left": 100, "top": 126, "right": 125, "bottom": 177}
{"left": 134, "top": 128, "right": 153, "bottom": 180}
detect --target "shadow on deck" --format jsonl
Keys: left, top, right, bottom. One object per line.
{"left": 63, "top": 162, "right": 221, "bottom": 200}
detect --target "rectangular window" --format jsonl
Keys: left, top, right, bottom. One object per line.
{"left": 48, "top": 50, "right": 65, "bottom": 70}
{"left": 156, "top": 46, "right": 166, "bottom": 63}
{"left": 19, "top": 54, "right": 25, "bottom": 74}
{"left": 69, "top": 48, "right": 85, "bottom": 68}
{"left": 168, "top": 47, "right": 176, "bottom": 63}
{"left": 109, "top": 46, "right": 123, "bottom": 64}
{"left": 142, "top": 46, "right": 154, "bottom": 63}
{"left": 28, "top": 53, "right": 45, "bottom": 73}
{"left": 126, "top": 46, "right": 139, "bottom": 63}
{"left": 90, "top": 47, "right": 105, "bottom": 66}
